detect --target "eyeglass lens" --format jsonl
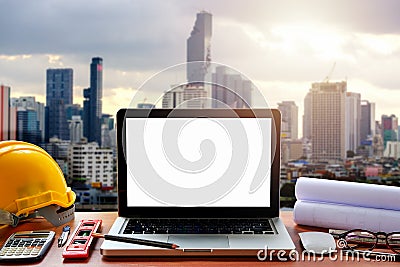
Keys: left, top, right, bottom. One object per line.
{"left": 387, "top": 233, "right": 400, "bottom": 254}
{"left": 345, "top": 231, "right": 377, "bottom": 250}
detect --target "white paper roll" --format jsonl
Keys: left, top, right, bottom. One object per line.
{"left": 293, "top": 200, "right": 400, "bottom": 233}
{"left": 295, "top": 177, "right": 400, "bottom": 211}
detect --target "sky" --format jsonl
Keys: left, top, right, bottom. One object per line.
{"left": 1, "top": 0, "right": 400, "bottom": 136}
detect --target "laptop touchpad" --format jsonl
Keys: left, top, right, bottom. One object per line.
{"left": 168, "top": 235, "right": 229, "bottom": 248}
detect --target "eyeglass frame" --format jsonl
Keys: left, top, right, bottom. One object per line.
{"left": 338, "top": 229, "right": 400, "bottom": 255}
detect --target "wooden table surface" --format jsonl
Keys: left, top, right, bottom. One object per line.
{"left": 0, "top": 211, "right": 398, "bottom": 266}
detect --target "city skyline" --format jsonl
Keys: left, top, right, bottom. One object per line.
{"left": 2, "top": 4, "right": 400, "bottom": 210}
{"left": 1, "top": 0, "right": 400, "bottom": 127}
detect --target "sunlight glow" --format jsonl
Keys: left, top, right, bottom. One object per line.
{"left": 0, "top": 54, "right": 32, "bottom": 61}
{"left": 269, "top": 23, "right": 350, "bottom": 61}
{"left": 47, "top": 54, "right": 64, "bottom": 65}
{"left": 238, "top": 22, "right": 355, "bottom": 62}
{"left": 356, "top": 33, "right": 400, "bottom": 56}
{"left": 104, "top": 87, "right": 137, "bottom": 115}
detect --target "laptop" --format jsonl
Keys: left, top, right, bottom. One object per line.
{"left": 100, "top": 108, "right": 295, "bottom": 256}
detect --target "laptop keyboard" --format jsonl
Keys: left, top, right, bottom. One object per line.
{"left": 123, "top": 218, "right": 274, "bottom": 235}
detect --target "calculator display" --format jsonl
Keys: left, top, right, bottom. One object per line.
{"left": 14, "top": 234, "right": 50, "bottom": 239}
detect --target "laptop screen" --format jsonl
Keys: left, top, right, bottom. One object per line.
{"left": 125, "top": 117, "right": 272, "bottom": 208}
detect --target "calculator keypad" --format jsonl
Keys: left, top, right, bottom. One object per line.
{"left": 0, "top": 238, "right": 47, "bottom": 257}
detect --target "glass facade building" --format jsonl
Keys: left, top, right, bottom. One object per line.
{"left": 83, "top": 57, "right": 103, "bottom": 146}
{"left": 45, "top": 68, "right": 73, "bottom": 141}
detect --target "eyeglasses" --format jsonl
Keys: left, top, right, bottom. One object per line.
{"left": 338, "top": 229, "right": 400, "bottom": 254}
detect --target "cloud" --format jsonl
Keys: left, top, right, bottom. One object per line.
{"left": 0, "top": 55, "right": 32, "bottom": 61}
{"left": 47, "top": 55, "right": 64, "bottom": 66}
{"left": 0, "top": 0, "right": 192, "bottom": 71}
{"left": 1, "top": 0, "right": 400, "bottom": 119}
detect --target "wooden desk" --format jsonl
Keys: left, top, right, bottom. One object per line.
{"left": 0, "top": 211, "right": 397, "bottom": 266}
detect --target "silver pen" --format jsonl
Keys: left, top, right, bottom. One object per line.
{"left": 58, "top": 225, "right": 70, "bottom": 247}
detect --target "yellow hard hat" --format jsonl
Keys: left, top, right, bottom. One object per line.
{"left": 0, "top": 140, "right": 75, "bottom": 228}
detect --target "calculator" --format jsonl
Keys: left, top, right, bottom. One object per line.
{"left": 0, "top": 231, "right": 55, "bottom": 262}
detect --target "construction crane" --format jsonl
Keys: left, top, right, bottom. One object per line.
{"left": 323, "top": 62, "right": 336, "bottom": 83}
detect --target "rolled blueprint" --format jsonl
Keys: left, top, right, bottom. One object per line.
{"left": 293, "top": 200, "right": 400, "bottom": 233}
{"left": 295, "top": 177, "right": 400, "bottom": 211}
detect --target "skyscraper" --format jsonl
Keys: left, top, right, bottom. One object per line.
{"left": 9, "top": 106, "right": 17, "bottom": 140}
{"left": 45, "top": 68, "right": 73, "bottom": 141}
{"left": 101, "top": 114, "right": 114, "bottom": 148}
{"left": 65, "top": 104, "right": 82, "bottom": 121}
{"left": 360, "top": 100, "right": 375, "bottom": 143}
{"left": 68, "top": 142, "right": 113, "bottom": 188}
{"left": 211, "top": 66, "right": 252, "bottom": 108}
{"left": 345, "top": 92, "right": 361, "bottom": 153}
{"left": 11, "top": 96, "right": 45, "bottom": 143}
{"left": 381, "top": 114, "right": 398, "bottom": 148}
{"left": 162, "top": 84, "right": 208, "bottom": 108}
{"left": 187, "top": 11, "right": 212, "bottom": 84}
{"left": 307, "top": 81, "right": 346, "bottom": 162}
{"left": 162, "top": 12, "right": 212, "bottom": 108}
{"left": 278, "top": 101, "right": 298, "bottom": 140}
{"left": 162, "top": 86, "right": 185, "bottom": 108}
{"left": 0, "top": 85, "right": 10, "bottom": 140}
{"left": 303, "top": 92, "right": 312, "bottom": 140}
{"left": 17, "top": 108, "right": 41, "bottom": 145}
{"left": 69, "top": 115, "right": 84, "bottom": 144}
{"left": 83, "top": 57, "right": 103, "bottom": 146}
{"left": 182, "top": 84, "right": 208, "bottom": 108}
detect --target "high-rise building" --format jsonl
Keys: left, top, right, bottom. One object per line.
{"left": 162, "top": 86, "right": 185, "bottom": 108}
{"left": 101, "top": 114, "right": 114, "bottom": 130}
{"left": 211, "top": 66, "right": 252, "bottom": 108}
{"left": 303, "top": 92, "right": 312, "bottom": 140}
{"left": 101, "top": 114, "right": 114, "bottom": 148}
{"left": 381, "top": 114, "right": 398, "bottom": 148}
{"left": 345, "top": 92, "right": 361, "bottom": 153}
{"left": 183, "top": 84, "right": 208, "bottom": 108}
{"left": 41, "top": 137, "right": 71, "bottom": 176}
{"left": 162, "top": 12, "right": 212, "bottom": 108}
{"left": 68, "top": 142, "right": 113, "bottom": 188}
{"left": 162, "top": 84, "right": 208, "bottom": 108}
{"left": 41, "top": 137, "right": 70, "bottom": 160}
{"left": 187, "top": 11, "right": 212, "bottom": 84}
{"left": 83, "top": 57, "right": 103, "bottom": 146}
{"left": 360, "top": 100, "right": 376, "bottom": 144}
{"left": 9, "top": 106, "right": 17, "bottom": 140}
{"left": 11, "top": 96, "right": 37, "bottom": 110}
{"left": 11, "top": 96, "right": 45, "bottom": 143}
{"left": 0, "top": 85, "right": 10, "bottom": 140}
{"left": 278, "top": 101, "right": 298, "bottom": 140}
{"left": 398, "top": 126, "right": 400, "bottom": 142}
{"left": 307, "top": 81, "right": 346, "bottom": 162}
{"left": 69, "top": 115, "right": 84, "bottom": 144}
{"left": 372, "top": 133, "right": 384, "bottom": 157}
{"left": 65, "top": 104, "right": 82, "bottom": 121}
{"left": 17, "top": 108, "right": 41, "bottom": 145}
{"left": 383, "top": 141, "right": 400, "bottom": 158}
{"left": 45, "top": 68, "right": 73, "bottom": 141}
{"left": 281, "top": 140, "right": 303, "bottom": 164}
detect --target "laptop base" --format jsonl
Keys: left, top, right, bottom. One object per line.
{"left": 100, "top": 217, "right": 295, "bottom": 256}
